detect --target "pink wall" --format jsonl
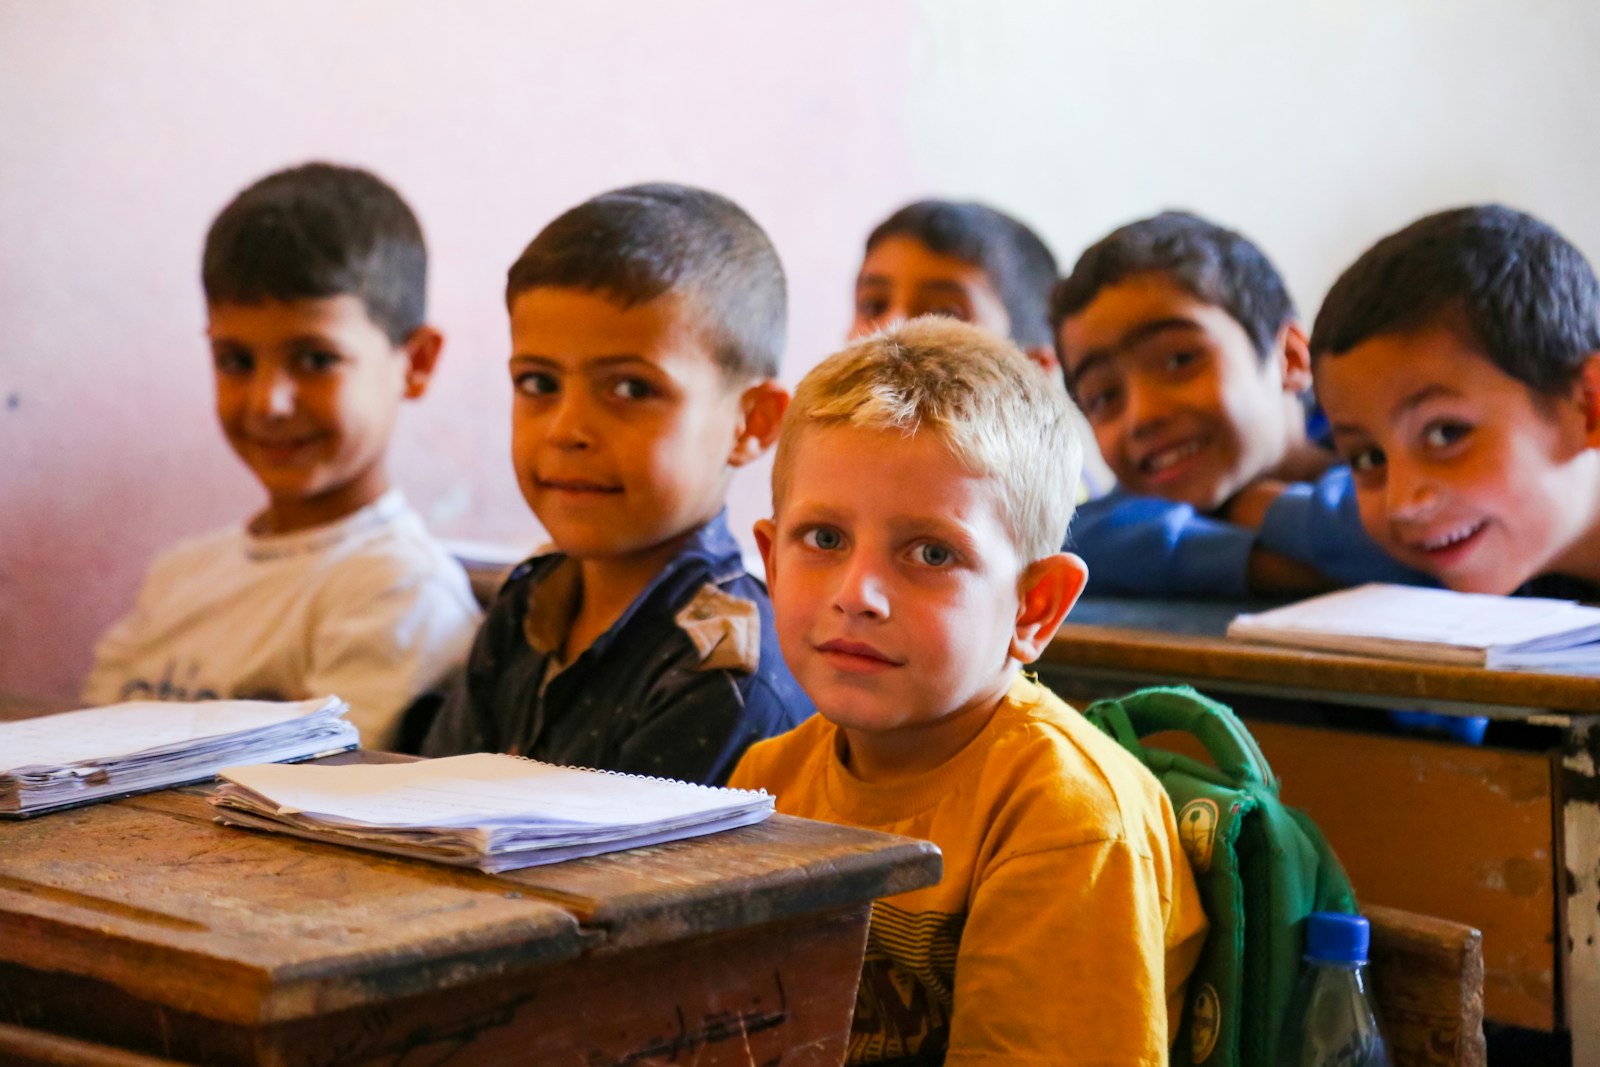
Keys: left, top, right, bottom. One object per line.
{"left": 0, "top": 2, "right": 919, "bottom": 699}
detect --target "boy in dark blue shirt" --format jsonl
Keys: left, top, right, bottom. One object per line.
{"left": 423, "top": 184, "right": 812, "bottom": 783}
{"left": 1052, "top": 211, "right": 1429, "bottom": 598}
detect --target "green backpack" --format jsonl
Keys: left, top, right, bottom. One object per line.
{"left": 1080, "top": 686, "right": 1357, "bottom": 1067}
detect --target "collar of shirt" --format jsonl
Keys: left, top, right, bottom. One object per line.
{"left": 515, "top": 509, "right": 748, "bottom": 663}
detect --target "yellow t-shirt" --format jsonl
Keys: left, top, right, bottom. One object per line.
{"left": 728, "top": 672, "right": 1207, "bottom": 1066}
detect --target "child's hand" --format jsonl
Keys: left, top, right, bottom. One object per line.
{"left": 1221, "top": 480, "right": 1290, "bottom": 530}
{"left": 1245, "top": 546, "right": 1339, "bottom": 598}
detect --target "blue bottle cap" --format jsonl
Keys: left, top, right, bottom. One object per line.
{"left": 1304, "top": 911, "right": 1370, "bottom": 964}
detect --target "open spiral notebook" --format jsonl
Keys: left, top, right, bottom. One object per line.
{"left": 210, "top": 753, "right": 775, "bottom": 872}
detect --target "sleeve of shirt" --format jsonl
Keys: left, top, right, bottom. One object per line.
{"left": 1069, "top": 492, "right": 1256, "bottom": 599}
{"left": 945, "top": 839, "right": 1185, "bottom": 1066}
{"left": 307, "top": 558, "right": 480, "bottom": 751}
{"left": 1254, "top": 467, "right": 1438, "bottom": 587}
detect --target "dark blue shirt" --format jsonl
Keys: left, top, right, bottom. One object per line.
{"left": 422, "top": 512, "right": 812, "bottom": 784}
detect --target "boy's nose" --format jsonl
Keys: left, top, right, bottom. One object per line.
{"left": 1122, "top": 381, "right": 1172, "bottom": 439}
{"left": 547, "top": 391, "right": 596, "bottom": 448}
{"left": 248, "top": 369, "right": 296, "bottom": 419}
{"left": 831, "top": 557, "right": 892, "bottom": 620}
{"left": 1386, "top": 462, "right": 1440, "bottom": 523}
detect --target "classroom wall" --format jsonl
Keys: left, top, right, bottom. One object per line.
{"left": 4, "top": 0, "right": 1599, "bottom": 701}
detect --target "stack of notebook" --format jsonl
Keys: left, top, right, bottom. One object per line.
{"left": 210, "top": 753, "right": 775, "bottom": 871}
{"left": 0, "top": 697, "right": 358, "bottom": 816}
{"left": 1227, "top": 582, "right": 1600, "bottom": 671}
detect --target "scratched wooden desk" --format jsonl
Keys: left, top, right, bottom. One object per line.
{"left": 1039, "top": 598, "right": 1600, "bottom": 1066}
{"left": 0, "top": 751, "right": 940, "bottom": 1066}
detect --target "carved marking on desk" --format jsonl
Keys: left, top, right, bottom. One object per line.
{"left": 304, "top": 995, "right": 539, "bottom": 1066}
{"left": 590, "top": 970, "right": 790, "bottom": 1066}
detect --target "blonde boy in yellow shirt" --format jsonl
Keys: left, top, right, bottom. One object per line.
{"left": 729, "top": 317, "right": 1207, "bottom": 1065}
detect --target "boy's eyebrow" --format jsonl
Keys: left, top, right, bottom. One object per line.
{"left": 1066, "top": 317, "right": 1203, "bottom": 384}
{"left": 508, "top": 352, "right": 659, "bottom": 372}
{"left": 1392, "top": 383, "right": 1459, "bottom": 418}
{"left": 854, "top": 274, "right": 972, "bottom": 299}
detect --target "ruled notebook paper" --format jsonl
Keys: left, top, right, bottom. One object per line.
{"left": 210, "top": 753, "right": 775, "bottom": 871}
{"left": 1227, "top": 582, "right": 1600, "bottom": 671}
{"left": 0, "top": 697, "right": 358, "bottom": 816}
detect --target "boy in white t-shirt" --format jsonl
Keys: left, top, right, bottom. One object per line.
{"left": 82, "top": 162, "right": 480, "bottom": 748}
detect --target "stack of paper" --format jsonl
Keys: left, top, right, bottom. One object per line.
{"left": 1228, "top": 582, "right": 1600, "bottom": 672}
{"left": 210, "top": 753, "right": 774, "bottom": 871}
{"left": 0, "top": 697, "right": 358, "bottom": 816}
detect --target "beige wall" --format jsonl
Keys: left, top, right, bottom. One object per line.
{"left": 4, "top": 0, "right": 1599, "bottom": 699}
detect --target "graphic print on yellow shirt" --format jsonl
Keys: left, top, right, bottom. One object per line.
{"left": 852, "top": 901, "right": 965, "bottom": 1062}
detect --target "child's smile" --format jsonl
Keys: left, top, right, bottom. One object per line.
{"left": 1319, "top": 322, "right": 1600, "bottom": 593}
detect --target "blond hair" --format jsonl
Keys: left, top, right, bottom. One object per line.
{"left": 773, "top": 317, "right": 1082, "bottom": 562}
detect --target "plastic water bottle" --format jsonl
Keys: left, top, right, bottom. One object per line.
{"left": 1279, "top": 912, "right": 1393, "bottom": 1067}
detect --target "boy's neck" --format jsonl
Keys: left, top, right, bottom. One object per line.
{"left": 253, "top": 468, "right": 391, "bottom": 536}
{"left": 840, "top": 682, "right": 1010, "bottom": 784}
{"left": 564, "top": 527, "right": 701, "bottom": 662}
{"left": 1548, "top": 469, "right": 1600, "bottom": 589}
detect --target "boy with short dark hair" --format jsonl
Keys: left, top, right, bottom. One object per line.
{"left": 83, "top": 162, "right": 481, "bottom": 749}
{"left": 1053, "top": 210, "right": 1430, "bottom": 597}
{"left": 1312, "top": 204, "right": 1600, "bottom": 599}
{"left": 730, "top": 317, "right": 1206, "bottom": 1064}
{"left": 422, "top": 183, "right": 811, "bottom": 783}
{"left": 852, "top": 198, "right": 1111, "bottom": 493}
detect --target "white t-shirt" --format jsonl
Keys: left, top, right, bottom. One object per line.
{"left": 82, "top": 491, "right": 481, "bottom": 750}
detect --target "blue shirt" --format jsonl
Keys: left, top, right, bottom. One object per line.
{"left": 1068, "top": 466, "right": 1435, "bottom": 598}
{"left": 422, "top": 512, "right": 812, "bottom": 784}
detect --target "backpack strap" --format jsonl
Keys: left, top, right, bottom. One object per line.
{"left": 1083, "top": 686, "right": 1279, "bottom": 793}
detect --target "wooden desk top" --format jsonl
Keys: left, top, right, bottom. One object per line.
{"left": 1046, "top": 597, "right": 1600, "bottom": 716}
{"left": 0, "top": 777, "right": 940, "bottom": 1028}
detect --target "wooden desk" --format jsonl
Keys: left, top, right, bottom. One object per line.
{"left": 1041, "top": 598, "right": 1600, "bottom": 1066}
{"left": 0, "top": 766, "right": 940, "bottom": 1065}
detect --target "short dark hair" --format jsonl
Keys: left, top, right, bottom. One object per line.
{"left": 506, "top": 183, "right": 786, "bottom": 382}
{"left": 1050, "top": 211, "right": 1295, "bottom": 361}
{"left": 202, "top": 162, "right": 427, "bottom": 345}
{"left": 865, "top": 200, "right": 1059, "bottom": 349}
{"left": 1310, "top": 205, "right": 1600, "bottom": 395}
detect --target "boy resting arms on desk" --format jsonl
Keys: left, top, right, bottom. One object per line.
{"left": 1312, "top": 205, "right": 1600, "bottom": 601}
{"left": 82, "top": 163, "right": 480, "bottom": 749}
{"left": 729, "top": 317, "right": 1206, "bottom": 1065}
{"left": 423, "top": 184, "right": 811, "bottom": 782}
{"left": 1054, "top": 211, "right": 1430, "bottom": 598}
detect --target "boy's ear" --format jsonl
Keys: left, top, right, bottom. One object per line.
{"left": 1580, "top": 353, "right": 1600, "bottom": 448}
{"left": 1275, "top": 321, "right": 1313, "bottom": 395}
{"left": 729, "top": 380, "right": 790, "bottom": 468}
{"left": 753, "top": 517, "right": 779, "bottom": 589}
{"left": 1009, "top": 551, "right": 1088, "bottom": 664}
{"left": 1023, "top": 343, "right": 1064, "bottom": 381}
{"left": 401, "top": 326, "right": 444, "bottom": 399}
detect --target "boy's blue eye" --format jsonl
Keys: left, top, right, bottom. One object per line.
{"left": 801, "top": 527, "right": 844, "bottom": 551}
{"left": 514, "top": 371, "right": 558, "bottom": 396}
{"left": 915, "top": 542, "right": 954, "bottom": 567}
{"left": 1422, "top": 420, "right": 1471, "bottom": 449}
